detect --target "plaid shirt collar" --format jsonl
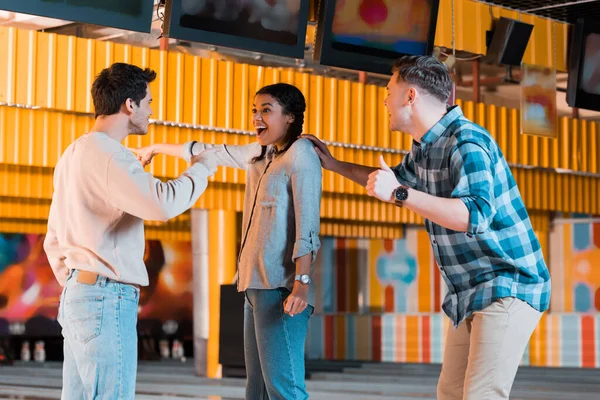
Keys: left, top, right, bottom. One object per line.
{"left": 419, "top": 105, "right": 464, "bottom": 149}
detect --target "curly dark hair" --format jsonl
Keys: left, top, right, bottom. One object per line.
{"left": 392, "top": 55, "right": 452, "bottom": 104}
{"left": 252, "top": 83, "right": 306, "bottom": 163}
{"left": 91, "top": 62, "right": 156, "bottom": 118}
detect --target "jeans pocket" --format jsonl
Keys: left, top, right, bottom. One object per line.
{"left": 65, "top": 295, "right": 104, "bottom": 344}
{"left": 57, "top": 287, "right": 66, "bottom": 327}
{"left": 306, "top": 304, "right": 315, "bottom": 317}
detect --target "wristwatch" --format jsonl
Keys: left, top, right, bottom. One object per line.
{"left": 392, "top": 186, "right": 409, "bottom": 207}
{"left": 295, "top": 274, "right": 312, "bottom": 285}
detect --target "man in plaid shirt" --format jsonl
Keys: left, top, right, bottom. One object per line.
{"left": 303, "top": 55, "right": 551, "bottom": 400}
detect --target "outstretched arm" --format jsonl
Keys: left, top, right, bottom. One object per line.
{"left": 131, "top": 141, "right": 261, "bottom": 171}
{"left": 107, "top": 150, "right": 217, "bottom": 222}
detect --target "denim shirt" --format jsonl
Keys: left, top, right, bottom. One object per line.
{"left": 183, "top": 138, "right": 322, "bottom": 305}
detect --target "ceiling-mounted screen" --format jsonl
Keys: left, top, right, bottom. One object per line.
{"left": 314, "top": 0, "right": 440, "bottom": 75}
{"left": 0, "top": 0, "right": 154, "bottom": 33}
{"left": 567, "top": 18, "right": 600, "bottom": 112}
{"left": 164, "top": 0, "right": 310, "bottom": 59}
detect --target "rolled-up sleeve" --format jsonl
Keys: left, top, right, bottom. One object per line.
{"left": 290, "top": 144, "right": 323, "bottom": 262}
{"left": 450, "top": 141, "right": 496, "bottom": 235}
{"left": 392, "top": 151, "right": 417, "bottom": 188}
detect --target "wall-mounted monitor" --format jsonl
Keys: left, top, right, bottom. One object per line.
{"left": 314, "top": 0, "right": 440, "bottom": 75}
{"left": 484, "top": 17, "right": 534, "bottom": 67}
{"left": 567, "top": 18, "right": 600, "bottom": 112}
{"left": 163, "top": 0, "right": 310, "bottom": 59}
{"left": 0, "top": 0, "right": 154, "bottom": 33}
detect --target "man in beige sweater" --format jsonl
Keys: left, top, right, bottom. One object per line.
{"left": 43, "top": 63, "right": 217, "bottom": 399}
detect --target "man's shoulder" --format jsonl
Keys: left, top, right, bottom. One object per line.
{"left": 58, "top": 133, "right": 130, "bottom": 170}
{"left": 448, "top": 118, "right": 499, "bottom": 155}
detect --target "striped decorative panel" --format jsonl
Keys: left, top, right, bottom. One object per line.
{"left": 307, "top": 313, "right": 600, "bottom": 368}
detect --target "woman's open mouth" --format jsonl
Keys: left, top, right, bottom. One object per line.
{"left": 256, "top": 127, "right": 267, "bottom": 137}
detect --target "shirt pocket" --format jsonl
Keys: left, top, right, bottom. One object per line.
{"left": 259, "top": 173, "right": 288, "bottom": 207}
{"left": 425, "top": 168, "right": 453, "bottom": 197}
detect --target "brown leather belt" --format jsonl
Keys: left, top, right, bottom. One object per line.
{"left": 76, "top": 270, "right": 140, "bottom": 290}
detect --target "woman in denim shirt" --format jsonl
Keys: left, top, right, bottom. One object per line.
{"left": 134, "top": 83, "right": 322, "bottom": 400}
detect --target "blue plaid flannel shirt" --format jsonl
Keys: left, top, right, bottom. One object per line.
{"left": 394, "top": 106, "right": 551, "bottom": 327}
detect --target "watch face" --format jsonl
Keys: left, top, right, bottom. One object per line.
{"left": 301, "top": 275, "right": 310, "bottom": 284}
{"left": 395, "top": 187, "right": 409, "bottom": 201}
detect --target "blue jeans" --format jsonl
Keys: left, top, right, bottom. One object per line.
{"left": 244, "top": 288, "right": 313, "bottom": 400}
{"left": 57, "top": 270, "right": 140, "bottom": 400}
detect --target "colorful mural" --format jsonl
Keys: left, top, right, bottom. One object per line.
{"left": 308, "top": 222, "right": 600, "bottom": 368}
{"left": 3, "top": 219, "right": 600, "bottom": 368}
{"left": 0, "top": 234, "right": 61, "bottom": 321}
{"left": 0, "top": 233, "right": 195, "bottom": 326}
{"left": 313, "top": 228, "right": 445, "bottom": 315}
{"left": 549, "top": 219, "right": 600, "bottom": 313}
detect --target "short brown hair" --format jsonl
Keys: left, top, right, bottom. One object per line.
{"left": 91, "top": 63, "right": 156, "bottom": 118}
{"left": 392, "top": 56, "right": 452, "bottom": 104}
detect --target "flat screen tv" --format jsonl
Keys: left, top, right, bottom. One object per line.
{"left": 314, "top": 0, "right": 440, "bottom": 75}
{"left": 163, "top": 0, "right": 310, "bottom": 59}
{"left": 567, "top": 18, "right": 600, "bottom": 112}
{"left": 0, "top": 0, "right": 154, "bottom": 33}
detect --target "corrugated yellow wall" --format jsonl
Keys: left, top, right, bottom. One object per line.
{"left": 0, "top": 18, "right": 573, "bottom": 118}
{"left": 0, "top": 23, "right": 595, "bottom": 239}
{"left": 1, "top": 106, "right": 598, "bottom": 218}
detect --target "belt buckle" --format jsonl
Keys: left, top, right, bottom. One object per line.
{"left": 77, "top": 270, "right": 99, "bottom": 285}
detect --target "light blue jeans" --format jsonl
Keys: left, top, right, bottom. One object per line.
{"left": 244, "top": 288, "right": 313, "bottom": 400}
{"left": 57, "top": 270, "right": 140, "bottom": 400}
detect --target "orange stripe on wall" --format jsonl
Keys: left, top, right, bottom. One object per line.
{"left": 422, "top": 316, "right": 431, "bottom": 363}
{"left": 581, "top": 316, "right": 595, "bottom": 368}
{"left": 406, "top": 316, "right": 419, "bottom": 362}
{"left": 368, "top": 239, "right": 384, "bottom": 312}
{"left": 563, "top": 224, "right": 573, "bottom": 312}
{"left": 417, "top": 230, "right": 432, "bottom": 312}
{"left": 529, "top": 313, "right": 548, "bottom": 366}
{"left": 551, "top": 316, "right": 561, "bottom": 367}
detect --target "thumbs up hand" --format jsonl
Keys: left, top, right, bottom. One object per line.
{"left": 378, "top": 154, "right": 392, "bottom": 172}
{"left": 366, "top": 155, "right": 400, "bottom": 203}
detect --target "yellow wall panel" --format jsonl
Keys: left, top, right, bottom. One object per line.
{"left": 0, "top": 26, "right": 596, "bottom": 176}
{"left": 1, "top": 100, "right": 600, "bottom": 223}
{"left": 0, "top": 16, "right": 596, "bottom": 239}
{"left": 2, "top": 158, "right": 597, "bottom": 236}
